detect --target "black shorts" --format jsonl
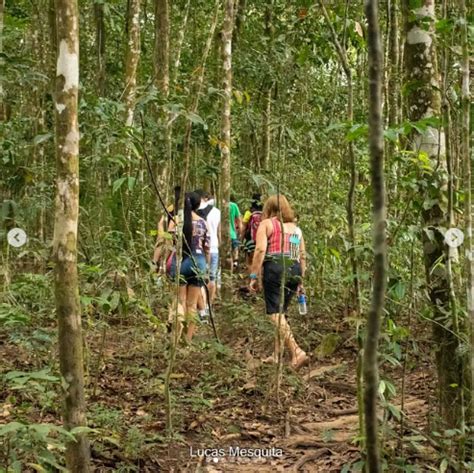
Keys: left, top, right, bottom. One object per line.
{"left": 262, "top": 259, "right": 302, "bottom": 314}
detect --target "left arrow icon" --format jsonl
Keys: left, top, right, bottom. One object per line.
{"left": 7, "top": 228, "right": 27, "bottom": 248}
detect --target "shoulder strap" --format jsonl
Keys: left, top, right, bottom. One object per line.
{"left": 197, "top": 205, "right": 213, "bottom": 220}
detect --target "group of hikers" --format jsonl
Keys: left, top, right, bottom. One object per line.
{"left": 152, "top": 188, "right": 309, "bottom": 370}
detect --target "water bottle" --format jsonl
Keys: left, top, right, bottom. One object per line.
{"left": 199, "top": 307, "right": 209, "bottom": 324}
{"left": 298, "top": 293, "right": 307, "bottom": 315}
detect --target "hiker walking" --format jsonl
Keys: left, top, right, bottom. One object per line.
{"left": 248, "top": 194, "right": 309, "bottom": 370}
{"left": 229, "top": 195, "right": 242, "bottom": 269}
{"left": 152, "top": 186, "right": 181, "bottom": 276}
{"left": 241, "top": 193, "right": 263, "bottom": 269}
{"left": 196, "top": 190, "right": 221, "bottom": 303}
{"left": 167, "top": 192, "right": 210, "bottom": 341}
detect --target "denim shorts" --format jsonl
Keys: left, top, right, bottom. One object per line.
{"left": 167, "top": 253, "right": 207, "bottom": 287}
{"left": 209, "top": 253, "right": 219, "bottom": 282}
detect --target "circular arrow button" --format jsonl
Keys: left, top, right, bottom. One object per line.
{"left": 7, "top": 228, "right": 27, "bottom": 248}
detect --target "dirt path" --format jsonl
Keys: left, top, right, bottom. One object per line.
{"left": 1, "top": 303, "right": 436, "bottom": 472}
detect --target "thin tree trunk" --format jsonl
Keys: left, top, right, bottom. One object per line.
{"left": 220, "top": 0, "right": 235, "bottom": 270}
{"left": 387, "top": 0, "right": 399, "bottom": 200}
{"left": 459, "top": 0, "right": 473, "bottom": 427}
{"left": 403, "top": 0, "right": 461, "bottom": 429}
{"left": 154, "top": 0, "right": 171, "bottom": 195}
{"left": 124, "top": 0, "right": 141, "bottom": 127}
{"left": 0, "top": 0, "right": 5, "bottom": 122}
{"left": 364, "top": 1, "right": 385, "bottom": 471}
{"left": 181, "top": 0, "right": 220, "bottom": 189}
{"left": 320, "top": 1, "right": 361, "bottom": 315}
{"left": 171, "top": 0, "right": 191, "bottom": 86}
{"left": 53, "top": 0, "right": 90, "bottom": 470}
{"left": 261, "top": 84, "right": 272, "bottom": 171}
{"left": 94, "top": 1, "right": 106, "bottom": 95}
{"left": 234, "top": 0, "right": 246, "bottom": 45}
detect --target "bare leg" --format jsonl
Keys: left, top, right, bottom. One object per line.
{"left": 208, "top": 281, "right": 216, "bottom": 303}
{"left": 266, "top": 313, "right": 308, "bottom": 369}
{"left": 185, "top": 285, "right": 201, "bottom": 342}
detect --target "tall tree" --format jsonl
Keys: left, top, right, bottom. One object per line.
{"left": 364, "top": 0, "right": 385, "bottom": 471}
{"left": 53, "top": 0, "right": 90, "bottom": 470}
{"left": 124, "top": 0, "right": 141, "bottom": 127}
{"left": 403, "top": 0, "right": 462, "bottom": 428}
{"left": 220, "top": 0, "right": 235, "bottom": 268}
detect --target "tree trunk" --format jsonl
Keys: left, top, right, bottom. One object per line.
{"left": 171, "top": 0, "right": 191, "bottom": 86}
{"left": 233, "top": 0, "right": 246, "bottom": 45}
{"left": 403, "top": 0, "right": 461, "bottom": 429}
{"left": 320, "top": 1, "right": 361, "bottom": 315}
{"left": 124, "top": 0, "right": 141, "bottom": 127}
{"left": 261, "top": 84, "right": 272, "bottom": 172}
{"left": 364, "top": 1, "right": 385, "bottom": 471}
{"left": 154, "top": 0, "right": 169, "bottom": 95}
{"left": 94, "top": 1, "right": 106, "bottom": 95}
{"left": 154, "top": 0, "right": 171, "bottom": 196}
{"left": 53, "top": 0, "right": 91, "bottom": 470}
{"left": 181, "top": 0, "right": 220, "bottom": 189}
{"left": 459, "top": 0, "right": 473, "bottom": 427}
{"left": 0, "top": 0, "right": 5, "bottom": 122}
{"left": 220, "top": 0, "right": 235, "bottom": 270}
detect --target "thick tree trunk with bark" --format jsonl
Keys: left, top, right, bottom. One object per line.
{"left": 124, "top": 0, "right": 141, "bottom": 127}
{"left": 220, "top": 0, "right": 234, "bottom": 270}
{"left": 403, "top": 0, "right": 461, "bottom": 428}
{"left": 53, "top": 0, "right": 90, "bottom": 470}
{"left": 364, "top": 1, "right": 385, "bottom": 471}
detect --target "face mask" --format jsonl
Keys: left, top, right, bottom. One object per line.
{"left": 208, "top": 198, "right": 215, "bottom": 206}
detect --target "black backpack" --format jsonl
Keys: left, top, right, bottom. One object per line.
{"left": 197, "top": 205, "right": 213, "bottom": 220}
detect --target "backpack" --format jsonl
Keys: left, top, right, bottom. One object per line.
{"left": 248, "top": 211, "right": 262, "bottom": 242}
{"left": 197, "top": 204, "right": 213, "bottom": 220}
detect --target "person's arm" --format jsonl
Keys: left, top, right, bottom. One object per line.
{"left": 249, "top": 220, "right": 270, "bottom": 289}
{"left": 153, "top": 216, "right": 166, "bottom": 265}
{"left": 204, "top": 221, "right": 211, "bottom": 264}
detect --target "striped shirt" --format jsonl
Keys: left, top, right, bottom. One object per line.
{"left": 266, "top": 218, "right": 302, "bottom": 261}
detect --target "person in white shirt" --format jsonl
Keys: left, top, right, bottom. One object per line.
{"left": 196, "top": 190, "right": 221, "bottom": 303}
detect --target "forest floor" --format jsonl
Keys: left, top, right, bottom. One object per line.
{"left": 1, "top": 279, "right": 440, "bottom": 472}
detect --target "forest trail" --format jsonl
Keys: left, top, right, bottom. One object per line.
{"left": 0, "top": 297, "right": 435, "bottom": 472}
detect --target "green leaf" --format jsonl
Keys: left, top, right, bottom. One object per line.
{"left": 383, "top": 128, "right": 398, "bottom": 142}
{"left": 439, "top": 458, "right": 448, "bottom": 473}
{"left": 346, "top": 123, "right": 368, "bottom": 141}
{"left": 0, "top": 422, "right": 26, "bottom": 435}
{"left": 127, "top": 176, "right": 136, "bottom": 191}
{"left": 33, "top": 133, "right": 53, "bottom": 145}
{"left": 112, "top": 177, "right": 127, "bottom": 193}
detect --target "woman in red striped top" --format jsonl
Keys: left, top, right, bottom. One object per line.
{"left": 248, "top": 194, "right": 309, "bottom": 370}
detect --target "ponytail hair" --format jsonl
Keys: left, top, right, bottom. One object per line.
{"left": 182, "top": 191, "right": 201, "bottom": 256}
